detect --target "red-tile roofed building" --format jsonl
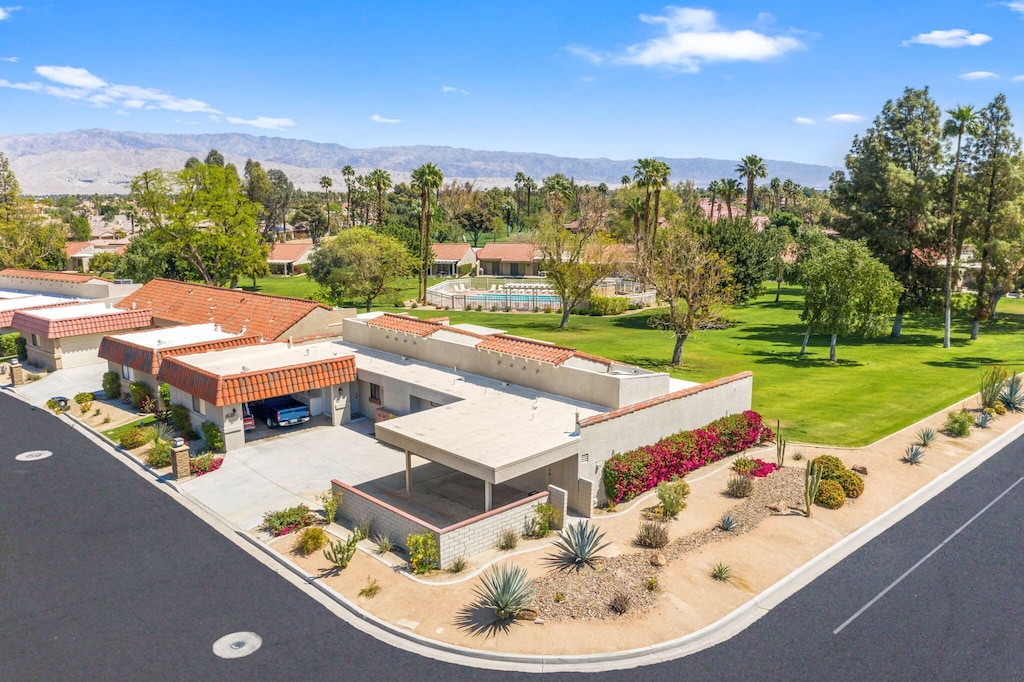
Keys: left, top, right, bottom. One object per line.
{"left": 365, "top": 313, "right": 445, "bottom": 337}
{"left": 0, "top": 267, "right": 140, "bottom": 302}
{"left": 476, "top": 335, "right": 576, "bottom": 365}
{"left": 267, "top": 242, "right": 315, "bottom": 275}
{"left": 475, "top": 243, "right": 541, "bottom": 277}
{"left": 429, "top": 243, "right": 477, "bottom": 277}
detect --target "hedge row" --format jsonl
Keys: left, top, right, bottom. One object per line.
{"left": 602, "top": 410, "right": 773, "bottom": 503}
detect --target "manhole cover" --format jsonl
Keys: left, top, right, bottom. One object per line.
{"left": 212, "top": 631, "right": 262, "bottom": 659}
{"left": 15, "top": 450, "right": 53, "bottom": 462}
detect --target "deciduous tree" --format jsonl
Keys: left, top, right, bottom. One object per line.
{"left": 307, "top": 227, "right": 412, "bottom": 311}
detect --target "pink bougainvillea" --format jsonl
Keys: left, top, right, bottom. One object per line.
{"left": 602, "top": 411, "right": 773, "bottom": 503}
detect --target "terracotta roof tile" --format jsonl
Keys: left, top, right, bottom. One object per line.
{"left": 114, "top": 279, "right": 329, "bottom": 340}
{"left": 365, "top": 313, "right": 444, "bottom": 337}
{"left": 431, "top": 243, "right": 474, "bottom": 261}
{"left": 98, "top": 334, "right": 266, "bottom": 375}
{"left": 476, "top": 334, "right": 576, "bottom": 365}
{"left": 268, "top": 242, "right": 314, "bottom": 263}
{"left": 158, "top": 355, "right": 358, "bottom": 406}
{"left": 475, "top": 243, "right": 539, "bottom": 263}
{"left": 11, "top": 308, "right": 153, "bottom": 339}
{"left": 0, "top": 268, "right": 109, "bottom": 284}
{"left": 64, "top": 242, "right": 93, "bottom": 257}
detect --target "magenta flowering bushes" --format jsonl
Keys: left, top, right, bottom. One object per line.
{"left": 602, "top": 411, "right": 773, "bottom": 503}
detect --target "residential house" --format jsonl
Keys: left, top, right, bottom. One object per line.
{"left": 267, "top": 242, "right": 315, "bottom": 276}
{"left": 429, "top": 243, "right": 477, "bottom": 277}
{"left": 475, "top": 243, "right": 541, "bottom": 277}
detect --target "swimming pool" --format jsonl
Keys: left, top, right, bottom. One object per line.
{"left": 466, "top": 293, "right": 563, "bottom": 305}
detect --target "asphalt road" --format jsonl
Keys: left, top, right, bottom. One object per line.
{"left": 1, "top": 391, "right": 1021, "bottom": 681}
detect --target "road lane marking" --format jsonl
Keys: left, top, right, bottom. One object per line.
{"left": 834, "top": 475, "right": 1024, "bottom": 635}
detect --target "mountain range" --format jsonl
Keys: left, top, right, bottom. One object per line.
{"left": 0, "top": 129, "right": 838, "bottom": 196}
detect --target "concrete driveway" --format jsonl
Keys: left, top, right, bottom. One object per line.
{"left": 7, "top": 362, "right": 106, "bottom": 407}
{"left": 180, "top": 418, "right": 409, "bottom": 531}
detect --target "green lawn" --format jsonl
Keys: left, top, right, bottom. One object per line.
{"left": 397, "top": 288, "right": 1024, "bottom": 447}
{"left": 101, "top": 415, "right": 159, "bottom": 443}
{"left": 243, "top": 275, "right": 442, "bottom": 309}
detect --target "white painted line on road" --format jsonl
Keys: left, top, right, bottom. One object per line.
{"left": 834, "top": 475, "right": 1024, "bottom": 635}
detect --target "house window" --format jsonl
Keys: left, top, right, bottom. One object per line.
{"left": 369, "top": 383, "right": 382, "bottom": 405}
{"left": 30, "top": 333, "right": 39, "bottom": 347}
{"left": 192, "top": 395, "right": 206, "bottom": 416}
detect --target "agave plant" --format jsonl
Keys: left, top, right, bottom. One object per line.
{"left": 711, "top": 563, "right": 733, "bottom": 582}
{"left": 719, "top": 514, "right": 738, "bottom": 532}
{"left": 1000, "top": 372, "right": 1024, "bottom": 412}
{"left": 975, "top": 411, "right": 994, "bottom": 429}
{"left": 473, "top": 563, "right": 534, "bottom": 620}
{"left": 150, "top": 422, "right": 176, "bottom": 444}
{"left": 901, "top": 444, "right": 925, "bottom": 465}
{"left": 547, "top": 520, "right": 611, "bottom": 570}
{"left": 915, "top": 427, "right": 938, "bottom": 448}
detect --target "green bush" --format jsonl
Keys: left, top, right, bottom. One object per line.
{"left": 15, "top": 336, "right": 26, "bottom": 361}
{"left": 146, "top": 440, "right": 172, "bottom": 468}
{"left": 102, "top": 371, "right": 121, "bottom": 399}
{"left": 128, "top": 381, "right": 151, "bottom": 409}
{"left": 944, "top": 410, "right": 973, "bottom": 438}
{"left": 635, "top": 519, "right": 669, "bottom": 548}
{"left": 656, "top": 478, "right": 690, "bottom": 518}
{"left": 74, "top": 392, "right": 95, "bottom": 413}
{"left": 407, "top": 532, "right": 439, "bottom": 574}
{"left": 158, "top": 382, "right": 171, "bottom": 408}
{"left": 589, "top": 296, "right": 629, "bottom": 316}
{"left": 831, "top": 469, "right": 864, "bottom": 499}
{"left": 814, "top": 479, "right": 846, "bottom": 509}
{"left": 200, "top": 421, "right": 224, "bottom": 452}
{"left": 725, "top": 474, "right": 753, "bottom": 498}
{"left": 295, "top": 526, "right": 327, "bottom": 555}
{"left": 168, "top": 404, "right": 197, "bottom": 439}
{"left": 0, "top": 332, "right": 18, "bottom": 357}
{"left": 526, "top": 502, "right": 560, "bottom": 538}
{"left": 262, "top": 504, "right": 317, "bottom": 536}
{"left": 119, "top": 427, "right": 148, "bottom": 450}
{"left": 811, "top": 455, "right": 847, "bottom": 478}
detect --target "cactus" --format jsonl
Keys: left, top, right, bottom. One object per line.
{"left": 775, "top": 420, "right": 787, "bottom": 468}
{"left": 323, "top": 530, "right": 362, "bottom": 569}
{"left": 804, "top": 460, "right": 823, "bottom": 518}
{"left": 473, "top": 563, "right": 534, "bottom": 620}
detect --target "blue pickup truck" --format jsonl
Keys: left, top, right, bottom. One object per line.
{"left": 249, "top": 396, "right": 311, "bottom": 428}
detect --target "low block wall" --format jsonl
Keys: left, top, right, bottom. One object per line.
{"left": 332, "top": 479, "right": 434, "bottom": 550}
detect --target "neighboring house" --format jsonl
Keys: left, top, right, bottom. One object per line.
{"left": 475, "top": 243, "right": 541, "bottom": 277}
{"left": 429, "top": 243, "right": 477, "bottom": 277}
{"left": 113, "top": 278, "right": 355, "bottom": 340}
{"left": 0, "top": 295, "right": 82, "bottom": 334}
{"left": 65, "top": 240, "right": 131, "bottom": 272}
{"left": 0, "top": 268, "right": 140, "bottom": 303}
{"left": 11, "top": 302, "right": 153, "bottom": 371}
{"left": 267, "top": 242, "right": 314, "bottom": 275}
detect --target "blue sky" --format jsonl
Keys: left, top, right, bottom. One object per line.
{"left": 1, "top": 1, "right": 1023, "bottom": 167}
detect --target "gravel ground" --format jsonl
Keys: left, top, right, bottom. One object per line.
{"left": 534, "top": 467, "right": 805, "bottom": 621}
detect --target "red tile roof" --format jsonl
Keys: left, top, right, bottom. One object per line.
{"left": 158, "top": 354, "right": 358, "bottom": 406}
{"left": 0, "top": 299, "right": 83, "bottom": 328}
{"left": 475, "top": 243, "right": 539, "bottom": 263}
{"left": 431, "top": 243, "right": 474, "bottom": 262}
{"left": 578, "top": 372, "right": 753, "bottom": 427}
{"left": 476, "top": 334, "right": 576, "bottom": 365}
{"left": 114, "top": 279, "right": 329, "bottom": 339}
{"left": 365, "top": 313, "right": 445, "bottom": 337}
{"left": 268, "top": 242, "right": 314, "bottom": 263}
{"left": 98, "top": 334, "right": 266, "bottom": 375}
{"left": 0, "top": 268, "right": 109, "bottom": 284}
{"left": 65, "top": 242, "right": 93, "bottom": 257}
{"left": 11, "top": 308, "right": 153, "bottom": 339}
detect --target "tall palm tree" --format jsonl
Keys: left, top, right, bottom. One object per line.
{"left": 941, "top": 104, "right": 979, "bottom": 349}
{"left": 782, "top": 179, "right": 798, "bottom": 208}
{"left": 620, "top": 174, "right": 631, "bottom": 187}
{"left": 367, "top": 168, "right": 392, "bottom": 225}
{"left": 768, "top": 177, "right": 782, "bottom": 213}
{"left": 341, "top": 165, "right": 355, "bottom": 227}
{"left": 719, "top": 178, "right": 742, "bottom": 220}
{"left": 706, "top": 180, "right": 720, "bottom": 220}
{"left": 632, "top": 158, "right": 671, "bottom": 251}
{"left": 411, "top": 162, "right": 445, "bottom": 302}
{"left": 735, "top": 154, "right": 768, "bottom": 220}
{"left": 523, "top": 175, "right": 537, "bottom": 221}
{"left": 319, "top": 175, "right": 333, "bottom": 237}
{"left": 623, "top": 196, "right": 645, "bottom": 249}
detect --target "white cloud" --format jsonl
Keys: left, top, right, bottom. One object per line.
{"left": 568, "top": 6, "right": 803, "bottom": 73}
{"left": 902, "top": 29, "right": 991, "bottom": 48}
{"left": 370, "top": 114, "right": 401, "bottom": 124}
{"left": 959, "top": 70, "right": 999, "bottom": 80}
{"left": 794, "top": 116, "right": 815, "bottom": 125}
{"left": 441, "top": 85, "right": 468, "bottom": 95}
{"left": 1007, "top": 2, "right": 1024, "bottom": 15}
{"left": 35, "top": 65, "right": 108, "bottom": 89}
{"left": 0, "top": 6, "right": 21, "bottom": 21}
{"left": 828, "top": 113, "right": 864, "bottom": 123}
{"left": 225, "top": 115, "right": 296, "bottom": 130}
{"left": 0, "top": 57, "right": 18, "bottom": 63}
{"left": 1012, "top": 75, "right": 1024, "bottom": 82}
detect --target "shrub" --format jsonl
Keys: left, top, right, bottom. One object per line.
{"left": 0, "top": 331, "right": 18, "bottom": 357}
{"left": 831, "top": 469, "right": 864, "bottom": 499}
{"left": 448, "top": 556, "right": 468, "bottom": 573}
{"left": 128, "top": 381, "right": 151, "bottom": 410}
{"left": 719, "top": 514, "right": 738, "bottom": 531}
{"left": 711, "top": 563, "right": 733, "bottom": 581}
{"left": 602, "top": 410, "right": 772, "bottom": 503}
{"left": 200, "top": 421, "right": 224, "bottom": 452}
{"left": 656, "top": 479, "right": 690, "bottom": 518}
{"left": 902, "top": 444, "right": 925, "bottom": 465}
{"left": 725, "top": 474, "right": 753, "bottom": 498}
{"left": 46, "top": 398, "right": 68, "bottom": 414}
{"left": 355, "top": 517, "right": 373, "bottom": 539}
{"left": 916, "top": 427, "right": 938, "bottom": 447}
{"left": 189, "top": 453, "right": 223, "bottom": 476}
{"left": 15, "top": 336, "right": 26, "bottom": 361}
{"left": 372, "top": 533, "right": 394, "bottom": 554}
{"left": 815, "top": 479, "right": 846, "bottom": 509}
{"left": 316, "top": 488, "right": 342, "bottom": 524}
{"left": 635, "top": 519, "right": 669, "bottom": 548}
{"left": 407, "top": 532, "right": 439, "bottom": 574}
{"left": 589, "top": 295, "right": 629, "bottom": 316}
{"left": 731, "top": 457, "right": 756, "bottom": 475}
{"left": 359, "top": 577, "right": 381, "bottom": 598}
{"left": 323, "top": 532, "right": 361, "bottom": 569}
{"left": 547, "top": 521, "right": 610, "bottom": 570}
{"left": 168, "top": 404, "right": 198, "bottom": 439}
{"left": 473, "top": 563, "right": 535, "bottom": 621}
{"left": 158, "top": 382, "right": 171, "bottom": 408}
{"left": 295, "top": 526, "right": 327, "bottom": 555}
{"left": 944, "top": 410, "right": 973, "bottom": 437}
{"left": 119, "top": 427, "right": 148, "bottom": 450}
{"left": 610, "top": 591, "right": 632, "bottom": 615}
{"left": 146, "top": 440, "right": 172, "bottom": 468}
{"left": 993, "top": 401, "right": 1007, "bottom": 416}
{"left": 645, "top": 576, "right": 659, "bottom": 591}
{"left": 976, "top": 411, "right": 994, "bottom": 429}
{"left": 1000, "top": 372, "right": 1024, "bottom": 412}
{"left": 263, "top": 504, "right": 317, "bottom": 537}
{"left": 745, "top": 458, "right": 779, "bottom": 478}
{"left": 526, "top": 502, "right": 560, "bottom": 538}
{"left": 811, "top": 455, "right": 847, "bottom": 479}
{"left": 497, "top": 528, "right": 519, "bottom": 550}
{"left": 74, "top": 391, "right": 95, "bottom": 408}
{"left": 980, "top": 365, "right": 1009, "bottom": 409}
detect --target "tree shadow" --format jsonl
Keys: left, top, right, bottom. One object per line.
{"left": 922, "top": 356, "right": 1007, "bottom": 370}
{"left": 745, "top": 350, "right": 863, "bottom": 368}
{"left": 454, "top": 601, "right": 520, "bottom": 638}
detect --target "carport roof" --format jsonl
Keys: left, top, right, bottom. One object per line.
{"left": 99, "top": 325, "right": 263, "bottom": 375}
{"left": 10, "top": 302, "right": 153, "bottom": 339}
{"left": 157, "top": 341, "right": 358, "bottom": 406}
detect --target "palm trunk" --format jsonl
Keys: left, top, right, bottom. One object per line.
{"left": 829, "top": 334, "right": 837, "bottom": 363}
{"left": 726, "top": 200, "right": 733, "bottom": 220}
{"left": 799, "top": 324, "right": 811, "bottom": 356}
{"left": 745, "top": 177, "right": 754, "bottom": 219}
{"left": 652, "top": 189, "right": 662, "bottom": 247}
{"left": 671, "top": 333, "right": 688, "bottom": 366}
{"left": 944, "top": 131, "right": 965, "bottom": 349}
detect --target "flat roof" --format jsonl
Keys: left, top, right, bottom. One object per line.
{"left": 172, "top": 340, "right": 351, "bottom": 376}
{"left": 448, "top": 323, "right": 504, "bottom": 336}
{"left": 26, "top": 301, "right": 128, "bottom": 320}
{"left": 110, "top": 323, "right": 241, "bottom": 350}
{"left": 0, "top": 294, "right": 74, "bottom": 311}
{"left": 0, "top": 290, "right": 30, "bottom": 300}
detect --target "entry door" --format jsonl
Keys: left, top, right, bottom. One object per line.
{"left": 308, "top": 391, "right": 323, "bottom": 416}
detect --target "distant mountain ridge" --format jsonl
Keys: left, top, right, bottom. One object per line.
{"left": 0, "top": 128, "right": 839, "bottom": 195}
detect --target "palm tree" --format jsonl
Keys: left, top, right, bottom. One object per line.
{"left": 632, "top": 158, "right": 671, "bottom": 251}
{"left": 367, "top": 169, "right": 392, "bottom": 225}
{"left": 523, "top": 175, "right": 537, "bottom": 222}
{"left": 620, "top": 174, "right": 631, "bottom": 187}
{"left": 736, "top": 154, "right": 768, "bottom": 220}
{"left": 341, "top": 165, "right": 355, "bottom": 227}
{"left": 768, "top": 177, "right": 782, "bottom": 213}
{"left": 411, "top": 162, "right": 444, "bottom": 302}
{"left": 319, "top": 175, "right": 333, "bottom": 237}
{"left": 706, "top": 180, "right": 720, "bottom": 220}
{"left": 719, "top": 178, "right": 742, "bottom": 220}
{"left": 623, "top": 196, "right": 645, "bottom": 249}
{"left": 782, "top": 179, "right": 798, "bottom": 208}
{"left": 941, "top": 104, "right": 979, "bottom": 349}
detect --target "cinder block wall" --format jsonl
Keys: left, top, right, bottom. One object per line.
{"left": 437, "top": 492, "right": 548, "bottom": 567}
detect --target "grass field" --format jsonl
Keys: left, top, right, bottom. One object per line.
{"left": 101, "top": 415, "right": 159, "bottom": 443}
{"left": 243, "top": 274, "right": 441, "bottom": 308}
{"left": 396, "top": 288, "right": 1024, "bottom": 447}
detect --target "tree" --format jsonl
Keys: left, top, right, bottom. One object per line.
{"left": 537, "top": 192, "right": 615, "bottom": 329}
{"left": 66, "top": 213, "right": 92, "bottom": 241}
{"left": 642, "top": 220, "right": 734, "bottom": 365}
{"left": 799, "top": 240, "right": 902, "bottom": 362}
{"left": 706, "top": 179, "right": 720, "bottom": 219}
{"left": 307, "top": 227, "right": 412, "bottom": 311}
{"left": 622, "top": 196, "right": 645, "bottom": 248}
{"left": 411, "top": 162, "right": 444, "bottom": 302}
{"left": 941, "top": 104, "right": 979, "bottom": 348}
{"left": 632, "top": 158, "right": 671, "bottom": 255}
{"left": 0, "top": 152, "right": 20, "bottom": 222}
{"left": 696, "top": 217, "right": 778, "bottom": 303}
{"left": 319, "top": 175, "right": 334, "bottom": 236}
{"left": 290, "top": 200, "right": 327, "bottom": 241}
{"left": 204, "top": 149, "right": 225, "bottom": 167}
{"left": 341, "top": 165, "right": 356, "bottom": 227}
{"left": 736, "top": 154, "right": 768, "bottom": 219}
{"left": 769, "top": 177, "right": 782, "bottom": 213}
{"left": 831, "top": 86, "right": 945, "bottom": 337}
{"left": 0, "top": 155, "right": 67, "bottom": 270}
{"left": 718, "top": 178, "right": 743, "bottom": 220}
{"left": 368, "top": 169, "right": 392, "bottom": 225}
{"left": 265, "top": 169, "right": 294, "bottom": 242}
{"left": 114, "top": 230, "right": 192, "bottom": 283}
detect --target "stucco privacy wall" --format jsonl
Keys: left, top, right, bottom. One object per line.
{"left": 341, "top": 318, "right": 668, "bottom": 409}
{"left": 576, "top": 372, "right": 754, "bottom": 509}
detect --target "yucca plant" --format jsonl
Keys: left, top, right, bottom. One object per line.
{"left": 473, "top": 563, "right": 534, "bottom": 621}
{"left": 372, "top": 532, "right": 394, "bottom": 555}
{"left": 901, "top": 444, "right": 925, "bottom": 465}
{"left": 975, "top": 411, "right": 993, "bottom": 429}
{"left": 635, "top": 519, "right": 669, "bottom": 548}
{"left": 719, "top": 514, "right": 738, "bottom": 532}
{"left": 980, "top": 365, "right": 1009, "bottom": 409}
{"left": 546, "top": 520, "right": 611, "bottom": 570}
{"left": 150, "top": 422, "right": 175, "bottom": 444}
{"left": 915, "top": 427, "right": 938, "bottom": 447}
{"left": 1000, "top": 372, "right": 1024, "bottom": 412}
{"left": 711, "top": 563, "right": 733, "bottom": 581}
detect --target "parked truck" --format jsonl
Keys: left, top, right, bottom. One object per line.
{"left": 249, "top": 396, "right": 310, "bottom": 428}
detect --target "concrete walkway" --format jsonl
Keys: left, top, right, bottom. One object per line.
{"left": 8, "top": 362, "right": 106, "bottom": 407}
